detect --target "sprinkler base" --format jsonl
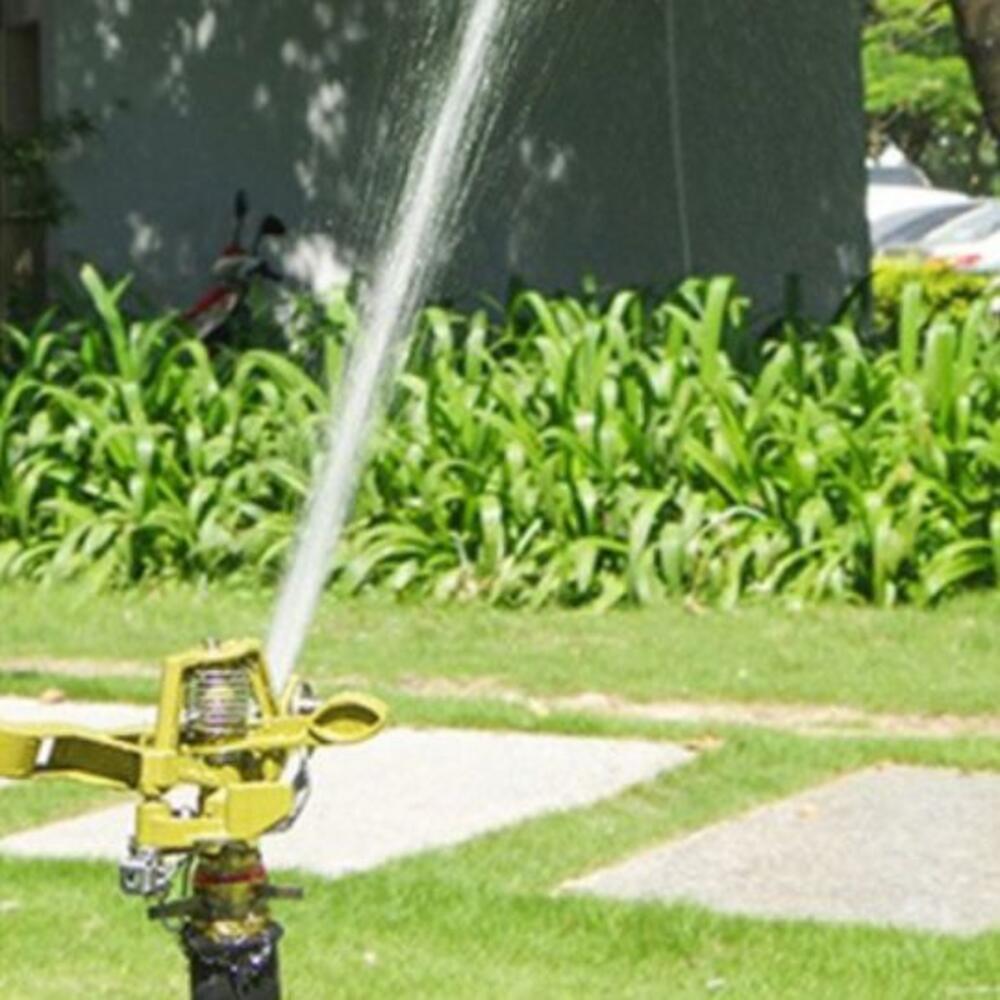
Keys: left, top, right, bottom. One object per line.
{"left": 150, "top": 843, "right": 294, "bottom": 1000}
{"left": 185, "top": 924, "right": 283, "bottom": 1000}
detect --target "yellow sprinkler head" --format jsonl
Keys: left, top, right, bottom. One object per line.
{"left": 0, "top": 639, "right": 387, "bottom": 894}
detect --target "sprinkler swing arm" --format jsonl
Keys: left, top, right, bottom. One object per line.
{"left": 0, "top": 639, "right": 386, "bottom": 851}
{"left": 0, "top": 639, "right": 387, "bottom": 999}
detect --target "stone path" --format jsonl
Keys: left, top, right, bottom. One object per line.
{"left": 566, "top": 765, "right": 1000, "bottom": 936}
{"left": 0, "top": 698, "right": 692, "bottom": 877}
{"left": 3, "top": 696, "right": 999, "bottom": 937}
{"left": 0, "top": 696, "right": 155, "bottom": 728}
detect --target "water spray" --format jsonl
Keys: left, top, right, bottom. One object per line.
{"left": 0, "top": 640, "right": 386, "bottom": 998}
{"left": 0, "top": 1, "right": 518, "bottom": 995}
{"left": 266, "top": 0, "right": 511, "bottom": 688}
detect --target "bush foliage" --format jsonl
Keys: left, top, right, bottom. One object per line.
{"left": 872, "top": 257, "right": 994, "bottom": 334}
{"left": 0, "top": 267, "right": 996, "bottom": 607}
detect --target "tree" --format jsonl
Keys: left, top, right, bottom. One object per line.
{"left": 948, "top": 0, "right": 1000, "bottom": 143}
{"left": 864, "top": 0, "right": 999, "bottom": 192}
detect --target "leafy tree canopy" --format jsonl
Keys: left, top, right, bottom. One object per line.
{"left": 864, "top": 0, "right": 998, "bottom": 193}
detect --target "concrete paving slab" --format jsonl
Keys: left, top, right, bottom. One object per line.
{"left": 0, "top": 697, "right": 153, "bottom": 729}
{"left": 0, "top": 704, "right": 692, "bottom": 877}
{"left": 566, "top": 766, "right": 1000, "bottom": 936}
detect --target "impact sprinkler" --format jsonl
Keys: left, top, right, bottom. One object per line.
{"left": 0, "top": 639, "right": 386, "bottom": 999}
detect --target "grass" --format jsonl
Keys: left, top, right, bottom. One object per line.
{"left": 0, "top": 726, "right": 997, "bottom": 998}
{"left": 0, "top": 782, "right": 123, "bottom": 839}
{"left": 0, "top": 586, "right": 996, "bottom": 996}
{"left": 0, "top": 585, "right": 997, "bottom": 715}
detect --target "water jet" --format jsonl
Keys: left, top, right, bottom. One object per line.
{"left": 0, "top": 640, "right": 385, "bottom": 998}
{"left": 0, "top": 1, "right": 517, "bottom": 994}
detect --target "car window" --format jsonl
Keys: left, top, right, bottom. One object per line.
{"left": 874, "top": 203, "right": 979, "bottom": 246}
{"left": 922, "top": 201, "right": 1000, "bottom": 244}
{"left": 867, "top": 165, "right": 928, "bottom": 187}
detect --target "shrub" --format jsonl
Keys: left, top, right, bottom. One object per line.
{"left": 347, "top": 279, "right": 998, "bottom": 607}
{"left": 0, "top": 268, "right": 996, "bottom": 607}
{"left": 871, "top": 256, "right": 994, "bottom": 334}
{"left": 0, "top": 267, "right": 328, "bottom": 584}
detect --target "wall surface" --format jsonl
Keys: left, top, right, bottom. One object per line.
{"left": 42, "top": 0, "right": 868, "bottom": 319}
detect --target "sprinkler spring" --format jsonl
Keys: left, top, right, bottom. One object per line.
{"left": 183, "top": 661, "right": 253, "bottom": 742}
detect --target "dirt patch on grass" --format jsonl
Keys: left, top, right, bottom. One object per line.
{"left": 0, "top": 658, "right": 155, "bottom": 678}
{"left": 396, "top": 677, "right": 1000, "bottom": 740}
{"left": 2, "top": 658, "right": 996, "bottom": 741}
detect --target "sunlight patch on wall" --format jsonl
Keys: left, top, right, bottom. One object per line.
{"left": 127, "top": 212, "right": 163, "bottom": 261}
{"left": 283, "top": 233, "right": 351, "bottom": 294}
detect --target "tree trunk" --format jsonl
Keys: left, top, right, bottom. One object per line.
{"left": 949, "top": 0, "right": 1000, "bottom": 142}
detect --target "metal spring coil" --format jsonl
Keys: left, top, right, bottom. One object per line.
{"left": 184, "top": 664, "right": 252, "bottom": 741}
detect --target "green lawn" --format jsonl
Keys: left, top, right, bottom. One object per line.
{"left": 0, "top": 586, "right": 997, "bottom": 997}
{"left": 0, "top": 783, "right": 123, "bottom": 839}
{"left": 0, "top": 724, "right": 997, "bottom": 999}
{"left": 0, "top": 585, "right": 997, "bottom": 714}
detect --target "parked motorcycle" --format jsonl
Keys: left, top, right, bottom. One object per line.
{"left": 183, "top": 190, "right": 288, "bottom": 342}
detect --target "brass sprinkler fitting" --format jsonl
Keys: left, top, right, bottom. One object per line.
{"left": 0, "top": 639, "right": 387, "bottom": 998}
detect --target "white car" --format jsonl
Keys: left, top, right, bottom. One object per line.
{"left": 867, "top": 144, "right": 931, "bottom": 188}
{"left": 919, "top": 199, "right": 1000, "bottom": 273}
{"left": 867, "top": 184, "right": 970, "bottom": 226}
{"left": 873, "top": 201, "right": 980, "bottom": 253}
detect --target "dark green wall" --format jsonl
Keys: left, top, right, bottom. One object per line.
{"left": 46, "top": 0, "right": 868, "bottom": 318}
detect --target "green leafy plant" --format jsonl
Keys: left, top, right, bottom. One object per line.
{"left": 863, "top": 0, "right": 998, "bottom": 192}
{"left": 0, "top": 109, "right": 97, "bottom": 226}
{"left": 871, "top": 257, "right": 994, "bottom": 333}
{"left": 345, "top": 279, "right": 998, "bottom": 608}
{"left": 0, "top": 268, "right": 996, "bottom": 608}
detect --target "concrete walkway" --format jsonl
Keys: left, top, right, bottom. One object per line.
{"left": 566, "top": 765, "right": 1000, "bottom": 936}
{"left": 0, "top": 698, "right": 692, "bottom": 877}
{"left": 0, "top": 696, "right": 155, "bottom": 728}
{"left": 3, "top": 697, "right": 999, "bottom": 937}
